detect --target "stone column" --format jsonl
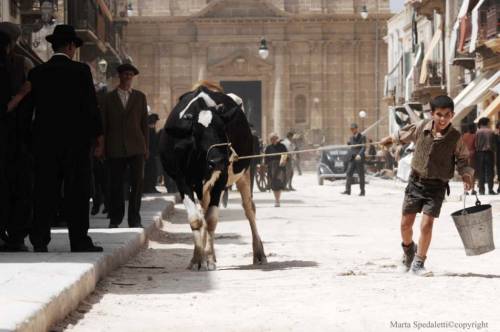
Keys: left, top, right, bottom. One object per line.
{"left": 191, "top": 43, "right": 208, "bottom": 83}
{"left": 272, "top": 42, "right": 285, "bottom": 136}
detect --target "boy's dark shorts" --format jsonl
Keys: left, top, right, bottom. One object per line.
{"left": 402, "top": 176, "right": 448, "bottom": 218}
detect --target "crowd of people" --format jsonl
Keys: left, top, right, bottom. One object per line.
{"left": 0, "top": 24, "right": 154, "bottom": 252}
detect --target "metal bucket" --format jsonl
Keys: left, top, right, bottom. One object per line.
{"left": 451, "top": 194, "right": 495, "bottom": 256}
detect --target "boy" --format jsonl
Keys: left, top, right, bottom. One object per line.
{"left": 380, "top": 95, "right": 473, "bottom": 276}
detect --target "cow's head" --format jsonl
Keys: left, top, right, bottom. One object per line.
{"left": 164, "top": 84, "right": 243, "bottom": 204}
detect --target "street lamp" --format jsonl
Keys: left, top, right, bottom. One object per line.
{"left": 360, "top": 5, "right": 368, "bottom": 20}
{"left": 258, "top": 38, "right": 269, "bottom": 59}
{"left": 359, "top": 110, "right": 367, "bottom": 130}
{"left": 98, "top": 58, "right": 108, "bottom": 83}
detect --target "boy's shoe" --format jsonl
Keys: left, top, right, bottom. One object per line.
{"left": 398, "top": 242, "right": 417, "bottom": 273}
{"left": 410, "top": 255, "right": 433, "bottom": 276}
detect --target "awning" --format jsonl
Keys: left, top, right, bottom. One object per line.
{"left": 469, "top": 0, "right": 487, "bottom": 53}
{"left": 449, "top": 0, "right": 470, "bottom": 64}
{"left": 452, "top": 70, "right": 500, "bottom": 125}
{"left": 419, "top": 27, "right": 442, "bottom": 84}
{"left": 474, "top": 95, "right": 500, "bottom": 122}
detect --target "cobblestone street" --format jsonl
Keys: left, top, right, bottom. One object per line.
{"left": 55, "top": 174, "right": 500, "bottom": 332}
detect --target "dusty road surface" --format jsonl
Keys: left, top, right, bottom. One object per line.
{"left": 54, "top": 174, "right": 500, "bottom": 332}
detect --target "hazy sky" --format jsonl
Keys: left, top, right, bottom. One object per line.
{"left": 390, "top": 0, "right": 405, "bottom": 13}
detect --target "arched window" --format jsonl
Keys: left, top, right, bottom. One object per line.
{"left": 295, "top": 95, "right": 307, "bottom": 124}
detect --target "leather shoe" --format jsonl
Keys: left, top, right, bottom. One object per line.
{"left": 34, "top": 246, "right": 48, "bottom": 252}
{"left": 489, "top": 190, "right": 497, "bottom": 195}
{"left": 128, "top": 223, "right": 144, "bottom": 228}
{"left": 359, "top": 191, "right": 365, "bottom": 196}
{"left": 341, "top": 191, "right": 351, "bottom": 195}
{"left": 71, "top": 244, "right": 103, "bottom": 252}
{"left": 108, "top": 223, "right": 120, "bottom": 228}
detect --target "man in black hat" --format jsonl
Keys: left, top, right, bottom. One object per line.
{"left": 101, "top": 62, "right": 148, "bottom": 228}
{"left": 26, "top": 24, "right": 104, "bottom": 252}
{"left": 342, "top": 123, "right": 366, "bottom": 196}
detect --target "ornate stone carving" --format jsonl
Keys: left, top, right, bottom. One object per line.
{"left": 208, "top": 50, "right": 274, "bottom": 77}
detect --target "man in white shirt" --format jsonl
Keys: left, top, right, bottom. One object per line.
{"left": 101, "top": 63, "right": 149, "bottom": 228}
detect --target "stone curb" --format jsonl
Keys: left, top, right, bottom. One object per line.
{"left": 15, "top": 200, "right": 175, "bottom": 332}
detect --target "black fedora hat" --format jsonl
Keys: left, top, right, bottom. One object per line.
{"left": 46, "top": 24, "right": 83, "bottom": 47}
{"left": 117, "top": 63, "right": 139, "bottom": 75}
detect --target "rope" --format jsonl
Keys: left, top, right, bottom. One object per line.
{"left": 235, "top": 141, "right": 385, "bottom": 161}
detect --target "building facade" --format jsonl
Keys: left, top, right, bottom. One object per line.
{"left": 385, "top": 0, "right": 499, "bottom": 130}
{"left": 124, "top": 0, "right": 391, "bottom": 144}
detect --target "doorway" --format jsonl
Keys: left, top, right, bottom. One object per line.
{"left": 220, "top": 81, "right": 262, "bottom": 137}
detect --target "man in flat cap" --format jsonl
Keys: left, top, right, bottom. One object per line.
{"left": 27, "top": 24, "right": 104, "bottom": 252}
{"left": 101, "top": 63, "right": 148, "bottom": 228}
{"left": 342, "top": 123, "right": 367, "bottom": 196}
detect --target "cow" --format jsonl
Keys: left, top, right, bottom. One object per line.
{"left": 159, "top": 81, "right": 267, "bottom": 271}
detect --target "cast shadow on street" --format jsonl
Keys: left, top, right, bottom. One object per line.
{"left": 220, "top": 260, "right": 318, "bottom": 271}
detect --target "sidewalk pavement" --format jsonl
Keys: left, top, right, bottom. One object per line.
{"left": 0, "top": 194, "right": 176, "bottom": 332}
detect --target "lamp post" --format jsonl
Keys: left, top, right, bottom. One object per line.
{"left": 258, "top": 38, "right": 269, "bottom": 59}
{"left": 359, "top": 110, "right": 367, "bottom": 131}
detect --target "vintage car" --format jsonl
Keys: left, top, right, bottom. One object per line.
{"left": 317, "top": 147, "right": 358, "bottom": 185}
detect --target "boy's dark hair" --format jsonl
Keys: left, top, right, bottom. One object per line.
{"left": 478, "top": 117, "right": 490, "bottom": 127}
{"left": 430, "top": 95, "right": 454, "bottom": 112}
{"left": 287, "top": 131, "right": 294, "bottom": 138}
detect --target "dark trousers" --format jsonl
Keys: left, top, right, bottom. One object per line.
{"left": 143, "top": 155, "right": 159, "bottom": 193}
{"left": 476, "top": 151, "right": 494, "bottom": 193}
{"left": 345, "top": 159, "right": 365, "bottom": 193}
{"left": 30, "top": 146, "right": 93, "bottom": 249}
{"left": 0, "top": 149, "right": 32, "bottom": 244}
{"left": 91, "top": 158, "right": 108, "bottom": 210}
{"left": 108, "top": 155, "right": 144, "bottom": 226}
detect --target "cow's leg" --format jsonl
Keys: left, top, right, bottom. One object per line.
{"left": 204, "top": 205, "right": 219, "bottom": 270}
{"left": 177, "top": 179, "right": 208, "bottom": 271}
{"left": 236, "top": 170, "right": 267, "bottom": 265}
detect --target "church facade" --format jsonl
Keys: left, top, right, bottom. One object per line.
{"left": 124, "top": 0, "right": 391, "bottom": 144}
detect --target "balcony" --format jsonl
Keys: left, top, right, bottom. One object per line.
{"left": 412, "top": 61, "right": 446, "bottom": 103}
{"left": 456, "top": 0, "right": 499, "bottom": 58}
{"left": 407, "top": 0, "right": 444, "bottom": 20}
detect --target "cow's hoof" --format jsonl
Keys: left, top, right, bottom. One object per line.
{"left": 253, "top": 254, "right": 268, "bottom": 265}
{"left": 207, "top": 262, "right": 217, "bottom": 271}
{"left": 188, "top": 259, "right": 208, "bottom": 271}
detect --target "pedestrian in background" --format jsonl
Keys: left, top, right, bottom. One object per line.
{"left": 101, "top": 63, "right": 148, "bottom": 228}
{"left": 282, "top": 131, "right": 296, "bottom": 191}
{"left": 475, "top": 117, "right": 496, "bottom": 195}
{"left": 144, "top": 113, "right": 160, "bottom": 194}
{"left": 342, "top": 123, "right": 366, "bottom": 196}
{"left": 249, "top": 124, "right": 261, "bottom": 194}
{"left": 265, "top": 133, "right": 287, "bottom": 207}
{"left": 0, "top": 24, "right": 34, "bottom": 252}
{"left": 495, "top": 121, "right": 500, "bottom": 193}
{"left": 27, "top": 25, "right": 104, "bottom": 252}
{"left": 462, "top": 123, "right": 477, "bottom": 194}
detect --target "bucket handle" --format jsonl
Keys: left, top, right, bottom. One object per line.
{"left": 462, "top": 191, "right": 482, "bottom": 215}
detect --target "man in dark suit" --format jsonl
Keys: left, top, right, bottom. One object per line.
{"left": 342, "top": 123, "right": 366, "bottom": 196}
{"left": 27, "top": 25, "right": 104, "bottom": 252}
{"left": 101, "top": 63, "right": 148, "bottom": 228}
